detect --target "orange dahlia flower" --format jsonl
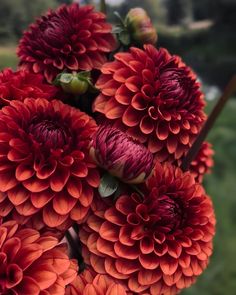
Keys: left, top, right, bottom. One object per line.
{"left": 0, "top": 98, "right": 100, "bottom": 228}
{"left": 0, "top": 221, "right": 78, "bottom": 294}
{"left": 79, "top": 162, "right": 215, "bottom": 294}
{"left": 90, "top": 125, "right": 154, "bottom": 184}
{"left": 0, "top": 68, "right": 58, "bottom": 107}
{"left": 66, "top": 268, "right": 128, "bottom": 295}
{"left": 17, "top": 3, "right": 117, "bottom": 82}
{"left": 188, "top": 141, "right": 214, "bottom": 182}
{"left": 93, "top": 45, "right": 206, "bottom": 163}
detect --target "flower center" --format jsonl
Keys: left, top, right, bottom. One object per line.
{"left": 29, "top": 119, "right": 70, "bottom": 149}
{"left": 159, "top": 67, "right": 192, "bottom": 103}
{"left": 151, "top": 194, "right": 183, "bottom": 232}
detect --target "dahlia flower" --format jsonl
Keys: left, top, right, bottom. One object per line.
{"left": 0, "top": 98, "right": 99, "bottom": 228}
{"left": 17, "top": 3, "right": 117, "bottom": 82}
{"left": 125, "top": 8, "right": 158, "bottom": 45}
{"left": 0, "top": 221, "right": 78, "bottom": 294}
{"left": 93, "top": 44, "right": 206, "bottom": 163}
{"left": 66, "top": 268, "right": 127, "bottom": 295}
{"left": 188, "top": 141, "right": 214, "bottom": 182}
{"left": 79, "top": 162, "right": 215, "bottom": 294}
{"left": 0, "top": 68, "right": 58, "bottom": 107}
{"left": 90, "top": 125, "right": 154, "bottom": 184}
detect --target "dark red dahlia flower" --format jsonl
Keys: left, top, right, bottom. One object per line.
{"left": 0, "top": 98, "right": 100, "bottom": 228}
{"left": 0, "top": 221, "right": 78, "bottom": 294}
{"left": 90, "top": 125, "right": 154, "bottom": 184}
{"left": 79, "top": 162, "right": 215, "bottom": 294}
{"left": 188, "top": 141, "right": 214, "bottom": 182}
{"left": 66, "top": 268, "right": 128, "bottom": 295}
{"left": 17, "top": 3, "right": 117, "bottom": 82}
{"left": 93, "top": 44, "right": 206, "bottom": 163}
{"left": 0, "top": 68, "right": 58, "bottom": 107}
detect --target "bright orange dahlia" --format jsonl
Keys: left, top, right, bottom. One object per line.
{"left": 66, "top": 268, "right": 128, "bottom": 295}
{"left": 188, "top": 141, "right": 214, "bottom": 182}
{"left": 0, "top": 68, "right": 58, "bottom": 107}
{"left": 93, "top": 44, "right": 206, "bottom": 163}
{"left": 79, "top": 162, "right": 215, "bottom": 294}
{"left": 0, "top": 98, "right": 100, "bottom": 228}
{"left": 17, "top": 3, "right": 117, "bottom": 82}
{"left": 0, "top": 221, "right": 78, "bottom": 294}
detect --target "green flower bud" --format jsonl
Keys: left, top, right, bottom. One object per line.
{"left": 59, "top": 72, "right": 90, "bottom": 95}
{"left": 125, "top": 7, "right": 158, "bottom": 45}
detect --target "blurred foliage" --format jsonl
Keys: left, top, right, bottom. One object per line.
{"left": 0, "top": 46, "right": 17, "bottom": 69}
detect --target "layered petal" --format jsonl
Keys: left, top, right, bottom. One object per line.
{"left": 0, "top": 221, "right": 77, "bottom": 294}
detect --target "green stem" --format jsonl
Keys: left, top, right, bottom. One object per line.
{"left": 181, "top": 75, "right": 236, "bottom": 171}
{"left": 65, "top": 228, "right": 85, "bottom": 271}
{"left": 100, "top": 0, "right": 106, "bottom": 14}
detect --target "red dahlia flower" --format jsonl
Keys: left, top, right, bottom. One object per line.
{"left": 66, "top": 268, "right": 127, "bottom": 295}
{"left": 188, "top": 141, "right": 214, "bottom": 182}
{"left": 0, "top": 98, "right": 100, "bottom": 228}
{"left": 79, "top": 162, "right": 215, "bottom": 294}
{"left": 0, "top": 221, "right": 78, "bottom": 294}
{"left": 17, "top": 3, "right": 117, "bottom": 82}
{"left": 0, "top": 68, "right": 58, "bottom": 107}
{"left": 93, "top": 45, "right": 206, "bottom": 163}
{"left": 90, "top": 125, "right": 154, "bottom": 184}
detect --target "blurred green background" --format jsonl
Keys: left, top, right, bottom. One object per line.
{"left": 0, "top": 0, "right": 235, "bottom": 294}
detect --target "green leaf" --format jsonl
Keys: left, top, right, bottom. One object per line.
{"left": 112, "top": 25, "right": 124, "bottom": 34}
{"left": 114, "top": 11, "right": 125, "bottom": 26}
{"left": 60, "top": 73, "right": 73, "bottom": 84}
{"left": 52, "top": 73, "right": 63, "bottom": 86}
{"left": 77, "top": 71, "right": 91, "bottom": 79}
{"left": 98, "top": 173, "right": 119, "bottom": 198}
{"left": 119, "top": 31, "right": 131, "bottom": 46}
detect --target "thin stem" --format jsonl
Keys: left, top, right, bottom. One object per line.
{"left": 100, "top": 0, "right": 107, "bottom": 14}
{"left": 65, "top": 229, "right": 85, "bottom": 270}
{"left": 181, "top": 75, "right": 236, "bottom": 171}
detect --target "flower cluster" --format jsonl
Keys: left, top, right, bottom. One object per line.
{"left": 0, "top": 2, "right": 216, "bottom": 295}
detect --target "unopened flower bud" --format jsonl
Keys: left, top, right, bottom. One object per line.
{"left": 125, "top": 7, "right": 158, "bottom": 45}
{"left": 90, "top": 126, "right": 154, "bottom": 184}
{"left": 59, "top": 72, "right": 90, "bottom": 95}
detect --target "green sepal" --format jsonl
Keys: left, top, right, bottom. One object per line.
{"left": 114, "top": 11, "right": 125, "bottom": 26}
{"left": 60, "top": 73, "right": 73, "bottom": 84}
{"left": 98, "top": 173, "right": 119, "bottom": 198}
{"left": 119, "top": 31, "right": 131, "bottom": 46}
{"left": 53, "top": 72, "right": 64, "bottom": 86}
{"left": 112, "top": 25, "right": 124, "bottom": 34}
